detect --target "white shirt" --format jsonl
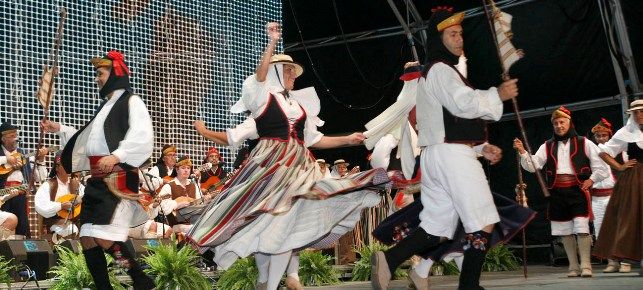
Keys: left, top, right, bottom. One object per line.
{"left": 57, "top": 89, "right": 154, "bottom": 170}
{"left": 416, "top": 62, "right": 503, "bottom": 147}
{"left": 520, "top": 138, "right": 610, "bottom": 183}
{"left": 227, "top": 77, "right": 324, "bottom": 149}
{"left": 0, "top": 145, "right": 47, "bottom": 183}
{"left": 158, "top": 178, "right": 202, "bottom": 213}
{"left": 35, "top": 177, "right": 85, "bottom": 218}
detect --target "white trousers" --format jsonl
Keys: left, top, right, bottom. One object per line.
{"left": 419, "top": 143, "right": 500, "bottom": 238}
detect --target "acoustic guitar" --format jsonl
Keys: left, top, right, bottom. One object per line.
{"left": 0, "top": 184, "right": 28, "bottom": 206}
{"left": 200, "top": 172, "right": 233, "bottom": 192}
{"left": 55, "top": 194, "right": 82, "bottom": 219}
{"left": 0, "top": 145, "right": 59, "bottom": 175}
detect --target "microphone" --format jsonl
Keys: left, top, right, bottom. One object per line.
{"left": 189, "top": 174, "right": 197, "bottom": 179}
{"left": 18, "top": 268, "right": 35, "bottom": 278}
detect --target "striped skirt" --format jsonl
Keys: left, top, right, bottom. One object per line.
{"left": 187, "top": 138, "right": 390, "bottom": 269}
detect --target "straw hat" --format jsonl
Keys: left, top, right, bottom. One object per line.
{"left": 270, "top": 54, "right": 304, "bottom": 77}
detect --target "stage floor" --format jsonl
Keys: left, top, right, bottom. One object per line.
{"left": 316, "top": 265, "right": 642, "bottom": 290}
{"left": 2, "top": 265, "right": 640, "bottom": 289}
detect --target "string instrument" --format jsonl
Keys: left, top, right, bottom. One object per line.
{"left": 138, "top": 193, "right": 172, "bottom": 211}
{"left": 56, "top": 194, "right": 82, "bottom": 219}
{"left": 200, "top": 171, "right": 233, "bottom": 192}
{"left": 0, "top": 185, "right": 28, "bottom": 206}
{"left": 0, "top": 145, "right": 59, "bottom": 175}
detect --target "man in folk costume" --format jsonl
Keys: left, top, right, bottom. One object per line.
{"left": 41, "top": 51, "right": 155, "bottom": 289}
{"left": 200, "top": 147, "right": 228, "bottom": 191}
{"left": 148, "top": 144, "right": 177, "bottom": 180}
{"left": 514, "top": 106, "right": 610, "bottom": 278}
{"left": 157, "top": 155, "right": 208, "bottom": 234}
{"left": 589, "top": 118, "right": 631, "bottom": 273}
{"left": 593, "top": 99, "right": 643, "bottom": 276}
{"left": 370, "top": 7, "right": 519, "bottom": 290}
{"left": 0, "top": 121, "right": 49, "bottom": 237}
{"left": 34, "top": 151, "right": 84, "bottom": 243}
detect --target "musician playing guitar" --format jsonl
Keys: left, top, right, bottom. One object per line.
{"left": 148, "top": 144, "right": 177, "bottom": 183}
{"left": 0, "top": 121, "right": 49, "bottom": 238}
{"left": 35, "top": 152, "right": 84, "bottom": 243}
{"left": 157, "top": 156, "right": 210, "bottom": 234}
{"left": 199, "top": 147, "right": 228, "bottom": 192}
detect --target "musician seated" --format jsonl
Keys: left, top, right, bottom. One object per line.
{"left": 0, "top": 193, "right": 19, "bottom": 240}
{"left": 200, "top": 147, "right": 228, "bottom": 192}
{"left": 1, "top": 121, "right": 48, "bottom": 237}
{"left": 129, "top": 173, "right": 173, "bottom": 239}
{"left": 35, "top": 153, "right": 84, "bottom": 244}
{"left": 148, "top": 144, "right": 177, "bottom": 182}
{"left": 157, "top": 156, "right": 208, "bottom": 234}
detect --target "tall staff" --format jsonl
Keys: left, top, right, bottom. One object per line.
{"left": 479, "top": 0, "right": 549, "bottom": 198}
{"left": 515, "top": 153, "right": 529, "bottom": 278}
{"left": 29, "top": 7, "right": 68, "bottom": 239}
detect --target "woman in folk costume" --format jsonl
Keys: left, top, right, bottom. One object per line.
{"left": 188, "top": 22, "right": 389, "bottom": 290}
{"left": 593, "top": 99, "right": 643, "bottom": 275}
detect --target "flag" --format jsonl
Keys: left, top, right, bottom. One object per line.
{"left": 492, "top": 4, "right": 524, "bottom": 73}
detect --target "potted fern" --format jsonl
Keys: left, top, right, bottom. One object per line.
{"left": 142, "top": 241, "right": 213, "bottom": 290}
{"left": 48, "top": 246, "right": 126, "bottom": 290}
{"left": 482, "top": 244, "right": 520, "bottom": 272}
{"left": 216, "top": 256, "right": 258, "bottom": 290}
{"left": 0, "top": 255, "right": 16, "bottom": 288}
{"left": 351, "top": 241, "right": 408, "bottom": 281}
{"left": 298, "top": 250, "right": 340, "bottom": 286}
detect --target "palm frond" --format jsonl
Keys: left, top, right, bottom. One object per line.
{"left": 48, "top": 246, "right": 126, "bottom": 290}
{"left": 298, "top": 250, "right": 340, "bottom": 286}
{"left": 216, "top": 257, "right": 258, "bottom": 290}
{"left": 142, "top": 241, "right": 212, "bottom": 290}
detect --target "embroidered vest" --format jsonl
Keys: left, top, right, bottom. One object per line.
{"left": 255, "top": 94, "right": 306, "bottom": 142}
{"left": 543, "top": 136, "right": 591, "bottom": 188}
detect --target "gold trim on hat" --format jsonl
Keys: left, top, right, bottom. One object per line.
{"left": 175, "top": 158, "right": 193, "bottom": 168}
{"left": 437, "top": 12, "right": 465, "bottom": 32}
{"left": 551, "top": 110, "right": 571, "bottom": 121}
{"left": 1, "top": 129, "right": 17, "bottom": 136}
{"left": 162, "top": 145, "right": 177, "bottom": 155}
{"left": 91, "top": 57, "right": 112, "bottom": 68}
{"left": 591, "top": 124, "right": 611, "bottom": 134}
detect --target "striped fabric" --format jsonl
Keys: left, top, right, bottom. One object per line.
{"left": 187, "top": 137, "right": 390, "bottom": 251}
{"left": 492, "top": 6, "right": 524, "bottom": 73}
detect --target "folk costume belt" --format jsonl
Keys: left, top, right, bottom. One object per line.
{"left": 553, "top": 174, "right": 578, "bottom": 188}
{"left": 88, "top": 156, "right": 141, "bottom": 200}
{"left": 590, "top": 188, "right": 612, "bottom": 197}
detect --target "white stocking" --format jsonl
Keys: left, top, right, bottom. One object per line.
{"left": 414, "top": 258, "right": 433, "bottom": 278}
{"left": 286, "top": 252, "right": 300, "bottom": 280}
{"left": 255, "top": 253, "right": 270, "bottom": 283}
{"left": 266, "top": 251, "right": 292, "bottom": 290}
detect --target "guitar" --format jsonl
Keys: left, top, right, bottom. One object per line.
{"left": 0, "top": 184, "right": 28, "bottom": 206}
{"left": 55, "top": 194, "right": 82, "bottom": 219}
{"left": 200, "top": 171, "right": 233, "bottom": 192}
{"left": 0, "top": 145, "right": 59, "bottom": 175}
{"left": 138, "top": 193, "right": 173, "bottom": 211}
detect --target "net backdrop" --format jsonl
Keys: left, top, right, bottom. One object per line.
{"left": 1, "top": 0, "right": 281, "bottom": 172}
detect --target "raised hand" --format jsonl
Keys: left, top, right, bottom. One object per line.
{"left": 266, "top": 22, "right": 281, "bottom": 42}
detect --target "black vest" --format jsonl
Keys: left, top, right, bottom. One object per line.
{"left": 62, "top": 91, "right": 133, "bottom": 172}
{"left": 543, "top": 136, "right": 591, "bottom": 188}
{"left": 426, "top": 62, "right": 487, "bottom": 144}
{"left": 627, "top": 141, "right": 643, "bottom": 160}
{"left": 255, "top": 94, "right": 306, "bottom": 142}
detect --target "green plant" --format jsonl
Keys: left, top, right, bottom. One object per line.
{"left": 216, "top": 257, "right": 258, "bottom": 290}
{"left": 431, "top": 260, "right": 460, "bottom": 275}
{"left": 298, "top": 250, "right": 340, "bottom": 286}
{"left": 482, "top": 244, "right": 520, "bottom": 272}
{"left": 142, "top": 241, "right": 212, "bottom": 290}
{"left": 48, "top": 246, "right": 126, "bottom": 290}
{"left": 351, "top": 241, "right": 407, "bottom": 281}
{"left": 0, "top": 255, "right": 16, "bottom": 286}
